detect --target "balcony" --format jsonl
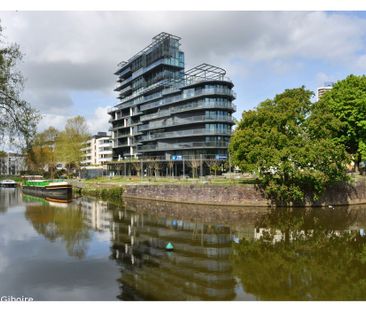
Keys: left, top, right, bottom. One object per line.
{"left": 115, "top": 132, "right": 130, "bottom": 138}
{"left": 140, "top": 101, "right": 236, "bottom": 122}
{"left": 110, "top": 124, "right": 129, "bottom": 131}
{"left": 116, "top": 66, "right": 131, "bottom": 77}
{"left": 114, "top": 141, "right": 130, "bottom": 148}
{"left": 137, "top": 141, "right": 229, "bottom": 152}
{"left": 140, "top": 128, "right": 232, "bottom": 142}
{"left": 126, "top": 119, "right": 142, "bottom": 127}
{"left": 140, "top": 87, "right": 236, "bottom": 111}
{"left": 138, "top": 115, "right": 234, "bottom": 131}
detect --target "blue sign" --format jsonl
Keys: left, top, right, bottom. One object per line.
{"left": 171, "top": 155, "right": 183, "bottom": 161}
{"left": 215, "top": 154, "right": 227, "bottom": 160}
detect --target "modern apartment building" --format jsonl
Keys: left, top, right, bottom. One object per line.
{"left": 81, "top": 132, "right": 113, "bottom": 166}
{"left": 108, "top": 32, "right": 236, "bottom": 161}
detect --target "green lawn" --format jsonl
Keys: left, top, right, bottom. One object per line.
{"left": 81, "top": 175, "right": 258, "bottom": 186}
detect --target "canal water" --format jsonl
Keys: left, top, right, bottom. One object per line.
{"left": 1, "top": 188, "right": 366, "bottom": 301}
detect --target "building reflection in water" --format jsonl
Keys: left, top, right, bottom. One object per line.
{"left": 0, "top": 188, "right": 21, "bottom": 213}
{"left": 108, "top": 203, "right": 238, "bottom": 301}
{"left": 18, "top": 191, "right": 366, "bottom": 300}
{"left": 78, "top": 197, "right": 112, "bottom": 232}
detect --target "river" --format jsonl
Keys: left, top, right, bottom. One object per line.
{"left": 1, "top": 188, "right": 366, "bottom": 301}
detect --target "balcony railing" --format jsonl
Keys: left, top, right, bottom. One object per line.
{"left": 140, "top": 87, "right": 236, "bottom": 111}
{"left": 140, "top": 101, "right": 236, "bottom": 122}
{"left": 138, "top": 115, "right": 234, "bottom": 131}
{"left": 140, "top": 128, "right": 232, "bottom": 142}
{"left": 137, "top": 141, "right": 229, "bottom": 152}
{"left": 115, "top": 132, "right": 130, "bottom": 138}
{"left": 113, "top": 141, "right": 130, "bottom": 148}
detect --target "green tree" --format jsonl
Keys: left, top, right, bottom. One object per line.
{"left": 26, "top": 127, "right": 59, "bottom": 177}
{"left": 0, "top": 21, "right": 40, "bottom": 149}
{"left": 319, "top": 75, "right": 366, "bottom": 169}
{"left": 229, "top": 87, "right": 349, "bottom": 206}
{"left": 55, "top": 116, "right": 90, "bottom": 176}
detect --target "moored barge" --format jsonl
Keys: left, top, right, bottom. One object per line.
{"left": 22, "top": 179, "right": 73, "bottom": 201}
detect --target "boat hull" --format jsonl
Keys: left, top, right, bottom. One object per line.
{"left": 0, "top": 181, "right": 17, "bottom": 188}
{"left": 22, "top": 184, "right": 72, "bottom": 201}
{"left": 0, "top": 184, "right": 17, "bottom": 188}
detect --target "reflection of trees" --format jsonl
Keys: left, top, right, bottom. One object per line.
{"left": 25, "top": 204, "right": 90, "bottom": 259}
{"left": 232, "top": 208, "right": 366, "bottom": 300}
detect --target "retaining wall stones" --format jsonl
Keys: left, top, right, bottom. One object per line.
{"left": 122, "top": 179, "right": 366, "bottom": 207}
{"left": 123, "top": 184, "right": 268, "bottom": 206}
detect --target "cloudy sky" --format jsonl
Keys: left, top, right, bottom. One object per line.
{"left": 1, "top": 11, "right": 366, "bottom": 134}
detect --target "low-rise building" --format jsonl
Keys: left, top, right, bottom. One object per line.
{"left": 80, "top": 132, "right": 113, "bottom": 178}
{"left": 317, "top": 82, "right": 334, "bottom": 100}
{"left": 0, "top": 152, "right": 26, "bottom": 176}
{"left": 81, "top": 132, "right": 113, "bottom": 167}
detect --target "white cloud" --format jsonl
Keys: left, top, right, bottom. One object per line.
{"left": 87, "top": 106, "right": 111, "bottom": 134}
{"left": 38, "top": 106, "right": 111, "bottom": 135}
{"left": 38, "top": 114, "right": 69, "bottom": 131}
{"left": 1, "top": 11, "right": 366, "bottom": 132}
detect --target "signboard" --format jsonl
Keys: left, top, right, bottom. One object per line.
{"left": 215, "top": 154, "right": 227, "bottom": 160}
{"left": 171, "top": 155, "right": 183, "bottom": 161}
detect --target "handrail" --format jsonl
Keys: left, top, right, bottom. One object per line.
{"left": 138, "top": 115, "right": 234, "bottom": 131}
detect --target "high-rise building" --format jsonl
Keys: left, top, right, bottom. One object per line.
{"left": 108, "top": 32, "right": 236, "bottom": 161}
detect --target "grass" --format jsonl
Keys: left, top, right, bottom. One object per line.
{"left": 81, "top": 175, "right": 258, "bottom": 186}
{"left": 79, "top": 186, "right": 123, "bottom": 202}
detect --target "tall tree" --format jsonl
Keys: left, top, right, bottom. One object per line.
{"left": 0, "top": 21, "right": 40, "bottom": 149}
{"left": 319, "top": 75, "right": 366, "bottom": 169}
{"left": 55, "top": 116, "right": 90, "bottom": 176}
{"left": 229, "top": 87, "right": 349, "bottom": 206}
{"left": 26, "top": 127, "right": 59, "bottom": 176}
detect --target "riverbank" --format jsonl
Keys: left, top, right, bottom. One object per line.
{"left": 70, "top": 175, "right": 366, "bottom": 207}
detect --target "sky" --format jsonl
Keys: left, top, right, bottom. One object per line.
{"left": 1, "top": 11, "right": 366, "bottom": 134}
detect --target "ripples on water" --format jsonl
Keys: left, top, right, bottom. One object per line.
{"left": 1, "top": 188, "right": 366, "bottom": 301}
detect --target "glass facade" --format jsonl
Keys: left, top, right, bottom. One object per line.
{"left": 109, "top": 32, "right": 236, "bottom": 160}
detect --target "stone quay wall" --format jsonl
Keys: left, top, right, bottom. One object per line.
{"left": 122, "top": 179, "right": 366, "bottom": 207}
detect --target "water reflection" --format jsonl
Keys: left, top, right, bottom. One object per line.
{"left": 0, "top": 188, "right": 21, "bottom": 213}
{"left": 109, "top": 206, "right": 237, "bottom": 300}
{"left": 232, "top": 208, "right": 366, "bottom": 300}
{"left": 24, "top": 195, "right": 91, "bottom": 259}
{"left": 2, "top": 188, "right": 366, "bottom": 300}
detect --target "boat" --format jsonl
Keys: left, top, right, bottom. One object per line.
{"left": 0, "top": 179, "right": 17, "bottom": 188}
{"left": 22, "top": 178, "right": 73, "bottom": 201}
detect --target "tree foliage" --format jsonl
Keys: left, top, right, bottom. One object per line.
{"left": 229, "top": 87, "right": 349, "bottom": 206}
{"left": 26, "top": 127, "right": 59, "bottom": 176}
{"left": 55, "top": 116, "right": 90, "bottom": 175}
{"left": 0, "top": 21, "right": 40, "bottom": 148}
{"left": 319, "top": 75, "right": 366, "bottom": 164}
